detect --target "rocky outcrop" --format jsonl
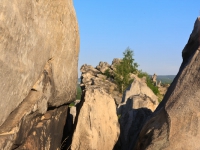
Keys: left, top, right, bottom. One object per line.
{"left": 71, "top": 88, "right": 120, "bottom": 150}
{"left": 71, "top": 61, "right": 121, "bottom": 149}
{"left": 116, "top": 74, "right": 159, "bottom": 150}
{"left": 111, "top": 58, "right": 121, "bottom": 70}
{"left": 0, "top": 0, "right": 79, "bottom": 149}
{"left": 151, "top": 73, "right": 157, "bottom": 85}
{"left": 79, "top": 60, "right": 161, "bottom": 150}
{"left": 134, "top": 17, "right": 200, "bottom": 150}
{"left": 118, "top": 74, "right": 158, "bottom": 117}
{"left": 10, "top": 106, "right": 68, "bottom": 150}
{"left": 96, "top": 61, "right": 110, "bottom": 73}
{"left": 80, "top": 63, "right": 122, "bottom": 104}
{"left": 117, "top": 105, "right": 152, "bottom": 150}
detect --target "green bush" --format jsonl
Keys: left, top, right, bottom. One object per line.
{"left": 146, "top": 76, "right": 159, "bottom": 95}
{"left": 138, "top": 70, "right": 148, "bottom": 78}
{"left": 103, "top": 69, "right": 112, "bottom": 78}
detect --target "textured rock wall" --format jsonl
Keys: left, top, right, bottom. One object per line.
{"left": 71, "top": 88, "right": 120, "bottom": 150}
{"left": 1, "top": 105, "right": 68, "bottom": 150}
{"left": 0, "top": 0, "right": 79, "bottom": 126}
{"left": 0, "top": 0, "right": 79, "bottom": 149}
{"left": 80, "top": 63, "right": 122, "bottom": 104}
{"left": 134, "top": 17, "right": 200, "bottom": 150}
{"left": 116, "top": 74, "right": 158, "bottom": 150}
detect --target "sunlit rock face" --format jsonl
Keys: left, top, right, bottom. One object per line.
{"left": 0, "top": 0, "right": 79, "bottom": 149}
{"left": 134, "top": 17, "right": 200, "bottom": 150}
{"left": 71, "top": 88, "right": 120, "bottom": 150}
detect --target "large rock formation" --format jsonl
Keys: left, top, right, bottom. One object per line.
{"left": 71, "top": 62, "right": 120, "bottom": 150}
{"left": 0, "top": 0, "right": 79, "bottom": 149}
{"left": 116, "top": 74, "right": 159, "bottom": 150}
{"left": 79, "top": 62, "right": 161, "bottom": 150}
{"left": 134, "top": 17, "right": 200, "bottom": 150}
{"left": 151, "top": 73, "right": 157, "bottom": 86}
{"left": 96, "top": 61, "right": 110, "bottom": 73}
{"left": 120, "top": 74, "right": 158, "bottom": 111}
{"left": 80, "top": 62, "right": 122, "bottom": 104}
{"left": 71, "top": 88, "right": 120, "bottom": 150}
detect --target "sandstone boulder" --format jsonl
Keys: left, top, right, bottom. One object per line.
{"left": 0, "top": 0, "right": 79, "bottom": 126}
{"left": 80, "top": 64, "right": 122, "bottom": 104}
{"left": 96, "top": 61, "right": 110, "bottom": 73}
{"left": 117, "top": 103, "right": 152, "bottom": 150}
{"left": 135, "top": 17, "right": 200, "bottom": 150}
{"left": 11, "top": 106, "right": 68, "bottom": 150}
{"left": 120, "top": 74, "right": 158, "bottom": 113}
{"left": 80, "top": 64, "right": 100, "bottom": 76}
{"left": 111, "top": 58, "right": 121, "bottom": 70}
{"left": 71, "top": 88, "right": 120, "bottom": 150}
{"left": 151, "top": 73, "right": 157, "bottom": 86}
{"left": 0, "top": 0, "right": 79, "bottom": 149}
{"left": 116, "top": 74, "right": 159, "bottom": 150}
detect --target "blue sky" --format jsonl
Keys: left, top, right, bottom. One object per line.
{"left": 73, "top": 0, "right": 200, "bottom": 77}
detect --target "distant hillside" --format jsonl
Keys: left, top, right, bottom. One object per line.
{"left": 156, "top": 75, "right": 176, "bottom": 84}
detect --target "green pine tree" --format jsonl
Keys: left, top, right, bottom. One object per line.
{"left": 114, "top": 47, "right": 138, "bottom": 93}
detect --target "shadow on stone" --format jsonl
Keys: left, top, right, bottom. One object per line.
{"left": 114, "top": 98, "right": 152, "bottom": 150}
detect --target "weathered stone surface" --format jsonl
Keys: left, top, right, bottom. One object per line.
{"left": 116, "top": 74, "right": 158, "bottom": 150}
{"left": 117, "top": 105, "right": 152, "bottom": 150}
{"left": 119, "top": 74, "right": 158, "bottom": 114}
{"left": 71, "top": 88, "right": 120, "bottom": 150}
{"left": 96, "top": 61, "right": 110, "bottom": 73}
{"left": 111, "top": 58, "right": 121, "bottom": 70}
{"left": 0, "top": 0, "right": 79, "bottom": 149}
{"left": 80, "top": 64, "right": 100, "bottom": 76}
{"left": 119, "top": 94, "right": 157, "bottom": 116}
{"left": 80, "top": 64, "right": 122, "bottom": 104}
{"left": 0, "top": 105, "right": 68, "bottom": 150}
{"left": 134, "top": 17, "right": 200, "bottom": 150}
{"left": 151, "top": 73, "right": 157, "bottom": 85}
{"left": 16, "top": 106, "right": 68, "bottom": 150}
{"left": 0, "top": 0, "right": 79, "bottom": 126}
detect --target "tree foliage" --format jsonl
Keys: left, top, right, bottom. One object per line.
{"left": 114, "top": 47, "right": 138, "bottom": 93}
{"left": 103, "top": 47, "right": 160, "bottom": 96}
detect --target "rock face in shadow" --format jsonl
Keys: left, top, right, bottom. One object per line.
{"left": 71, "top": 88, "right": 120, "bottom": 150}
{"left": 134, "top": 17, "right": 200, "bottom": 150}
{"left": 0, "top": 0, "right": 79, "bottom": 149}
{"left": 118, "top": 106, "right": 152, "bottom": 150}
{"left": 13, "top": 106, "right": 68, "bottom": 150}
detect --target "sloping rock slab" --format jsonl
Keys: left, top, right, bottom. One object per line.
{"left": 134, "top": 17, "right": 200, "bottom": 150}
{"left": 117, "top": 105, "right": 152, "bottom": 150}
{"left": 116, "top": 95, "right": 153, "bottom": 150}
{"left": 3, "top": 105, "right": 68, "bottom": 150}
{"left": 71, "top": 88, "right": 120, "bottom": 150}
